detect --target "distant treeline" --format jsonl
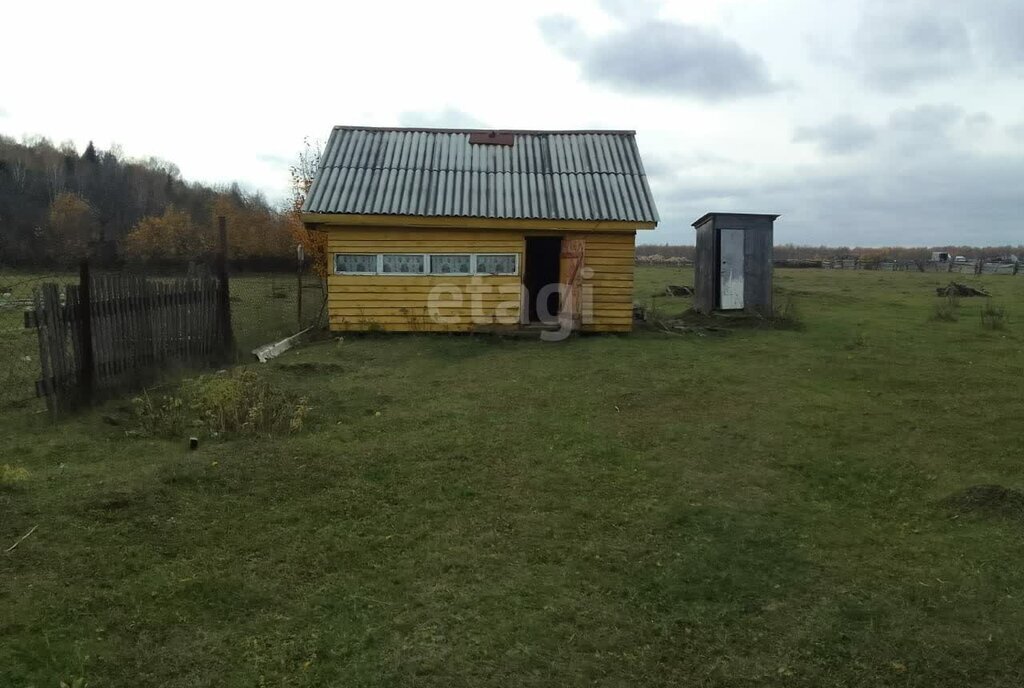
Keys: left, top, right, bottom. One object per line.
{"left": 0, "top": 135, "right": 298, "bottom": 270}
{"left": 636, "top": 243, "right": 1024, "bottom": 261}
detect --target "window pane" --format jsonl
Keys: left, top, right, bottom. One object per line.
{"left": 476, "top": 254, "right": 517, "bottom": 275}
{"left": 335, "top": 254, "right": 377, "bottom": 273}
{"left": 430, "top": 254, "right": 471, "bottom": 274}
{"left": 381, "top": 254, "right": 426, "bottom": 274}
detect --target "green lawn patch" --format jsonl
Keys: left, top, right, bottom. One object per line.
{"left": 2, "top": 268, "right": 1024, "bottom": 686}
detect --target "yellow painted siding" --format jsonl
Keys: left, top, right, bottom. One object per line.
{"left": 579, "top": 232, "right": 635, "bottom": 332}
{"left": 327, "top": 227, "right": 523, "bottom": 332}
{"left": 325, "top": 226, "right": 637, "bottom": 333}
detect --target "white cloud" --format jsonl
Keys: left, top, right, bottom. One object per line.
{"left": 597, "top": 0, "right": 662, "bottom": 22}
{"left": 852, "top": 3, "right": 973, "bottom": 91}
{"left": 794, "top": 116, "right": 877, "bottom": 155}
{"left": 540, "top": 17, "right": 781, "bottom": 101}
{"left": 398, "top": 108, "right": 488, "bottom": 129}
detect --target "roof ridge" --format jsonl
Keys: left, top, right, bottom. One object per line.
{"left": 332, "top": 125, "right": 638, "bottom": 136}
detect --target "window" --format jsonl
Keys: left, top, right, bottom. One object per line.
{"left": 334, "top": 252, "right": 520, "bottom": 276}
{"left": 335, "top": 254, "right": 377, "bottom": 274}
{"left": 430, "top": 254, "right": 471, "bottom": 274}
{"left": 475, "top": 254, "right": 518, "bottom": 275}
{"left": 381, "top": 254, "right": 426, "bottom": 274}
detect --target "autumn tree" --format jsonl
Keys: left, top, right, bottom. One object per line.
{"left": 122, "top": 205, "right": 213, "bottom": 262}
{"left": 212, "top": 193, "right": 293, "bottom": 263}
{"left": 287, "top": 138, "right": 326, "bottom": 277}
{"left": 45, "top": 192, "right": 99, "bottom": 264}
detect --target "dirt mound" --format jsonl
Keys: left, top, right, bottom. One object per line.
{"left": 936, "top": 282, "right": 989, "bottom": 297}
{"left": 940, "top": 485, "right": 1024, "bottom": 519}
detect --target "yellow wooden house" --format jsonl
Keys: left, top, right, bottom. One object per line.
{"left": 301, "top": 126, "right": 659, "bottom": 333}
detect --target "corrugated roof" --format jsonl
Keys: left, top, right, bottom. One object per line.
{"left": 303, "top": 126, "right": 659, "bottom": 224}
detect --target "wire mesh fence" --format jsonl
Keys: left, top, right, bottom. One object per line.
{"left": 229, "top": 268, "right": 326, "bottom": 356}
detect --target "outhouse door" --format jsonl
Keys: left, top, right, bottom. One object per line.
{"left": 719, "top": 229, "right": 745, "bottom": 310}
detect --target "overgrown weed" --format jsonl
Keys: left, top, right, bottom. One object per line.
{"left": 0, "top": 464, "right": 30, "bottom": 488}
{"left": 931, "top": 293, "right": 960, "bottom": 322}
{"left": 132, "top": 369, "right": 310, "bottom": 438}
{"left": 981, "top": 300, "right": 1008, "bottom": 330}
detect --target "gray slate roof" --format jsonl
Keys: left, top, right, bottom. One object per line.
{"left": 303, "top": 126, "right": 659, "bottom": 224}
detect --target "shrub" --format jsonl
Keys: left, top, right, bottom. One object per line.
{"left": 132, "top": 369, "right": 310, "bottom": 438}
{"left": 932, "top": 293, "right": 960, "bottom": 322}
{"left": 645, "top": 296, "right": 662, "bottom": 324}
{"left": 980, "top": 300, "right": 1008, "bottom": 330}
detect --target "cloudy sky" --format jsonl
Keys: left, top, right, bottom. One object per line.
{"left": 2, "top": 0, "right": 1022, "bottom": 246}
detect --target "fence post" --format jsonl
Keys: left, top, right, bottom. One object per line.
{"left": 78, "top": 259, "right": 96, "bottom": 403}
{"left": 216, "top": 216, "right": 234, "bottom": 360}
{"left": 296, "top": 243, "right": 304, "bottom": 330}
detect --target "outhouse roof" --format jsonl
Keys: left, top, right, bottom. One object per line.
{"left": 691, "top": 212, "right": 780, "bottom": 228}
{"left": 303, "top": 126, "right": 659, "bottom": 224}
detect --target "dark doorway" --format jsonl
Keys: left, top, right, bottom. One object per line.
{"left": 524, "top": 236, "right": 562, "bottom": 323}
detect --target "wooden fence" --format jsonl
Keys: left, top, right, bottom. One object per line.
{"left": 951, "top": 260, "right": 979, "bottom": 274}
{"left": 26, "top": 262, "right": 231, "bottom": 413}
{"left": 981, "top": 262, "right": 1018, "bottom": 275}
{"left": 823, "top": 259, "right": 1020, "bottom": 275}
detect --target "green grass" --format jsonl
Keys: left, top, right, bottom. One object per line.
{"left": 2, "top": 267, "right": 1024, "bottom": 686}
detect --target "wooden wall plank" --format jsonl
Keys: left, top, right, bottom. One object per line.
{"left": 743, "top": 225, "right": 774, "bottom": 314}
{"left": 48, "top": 284, "right": 66, "bottom": 406}
{"left": 328, "top": 292, "right": 521, "bottom": 302}
{"left": 329, "top": 320, "right": 506, "bottom": 333}
{"left": 693, "top": 219, "right": 716, "bottom": 313}
{"left": 64, "top": 286, "right": 83, "bottom": 401}
{"left": 33, "top": 287, "right": 55, "bottom": 412}
{"left": 328, "top": 275, "right": 521, "bottom": 286}
{"left": 328, "top": 306, "right": 521, "bottom": 317}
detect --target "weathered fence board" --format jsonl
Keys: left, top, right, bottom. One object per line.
{"left": 26, "top": 265, "right": 230, "bottom": 411}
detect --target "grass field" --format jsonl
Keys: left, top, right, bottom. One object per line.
{"left": 2, "top": 267, "right": 1024, "bottom": 687}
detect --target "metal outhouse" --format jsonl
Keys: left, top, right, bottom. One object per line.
{"left": 692, "top": 212, "right": 779, "bottom": 315}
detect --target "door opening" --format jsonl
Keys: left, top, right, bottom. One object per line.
{"left": 524, "top": 236, "right": 562, "bottom": 323}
